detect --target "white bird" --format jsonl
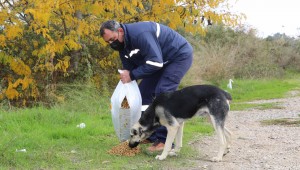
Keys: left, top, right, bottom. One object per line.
{"left": 227, "top": 79, "right": 234, "bottom": 89}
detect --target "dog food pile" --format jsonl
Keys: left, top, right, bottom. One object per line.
{"left": 121, "top": 97, "right": 130, "bottom": 109}
{"left": 107, "top": 141, "right": 141, "bottom": 156}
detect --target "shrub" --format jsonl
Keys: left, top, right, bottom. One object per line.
{"left": 182, "top": 25, "right": 299, "bottom": 85}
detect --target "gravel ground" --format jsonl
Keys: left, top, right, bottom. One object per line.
{"left": 187, "top": 95, "right": 300, "bottom": 170}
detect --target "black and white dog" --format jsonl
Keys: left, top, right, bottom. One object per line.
{"left": 129, "top": 85, "right": 232, "bottom": 161}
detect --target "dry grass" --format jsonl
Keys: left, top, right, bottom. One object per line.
{"left": 183, "top": 26, "right": 300, "bottom": 85}
{"left": 261, "top": 118, "right": 300, "bottom": 126}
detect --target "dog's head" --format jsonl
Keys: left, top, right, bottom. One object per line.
{"left": 129, "top": 105, "right": 161, "bottom": 148}
{"left": 128, "top": 122, "right": 154, "bottom": 148}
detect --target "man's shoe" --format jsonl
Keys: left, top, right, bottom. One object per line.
{"left": 140, "top": 139, "right": 151, "bottom": 144}
{"left": 147, "top": 141, "right": 165, "bottom": 152}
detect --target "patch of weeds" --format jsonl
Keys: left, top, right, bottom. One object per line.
{"left": 254, "top": 103, "right": 285, "bottom": 110}
{"left": 261, "top": 118, "right": 300, "bottom": 126}
{"left": 231, "top": 102, "right": 284, "bottom": 111}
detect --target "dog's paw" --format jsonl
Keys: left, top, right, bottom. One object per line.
{"left": 211, "top": 156, "right": 222, "bottom": 162}
{"left": 173, "top": 147, "right": 181, "bottom": 152}
{"left": 155, "top": 154, "right": 167, "bottom": 160}
{"left": 168, "top": 149, "right": 178, "bottom": 157}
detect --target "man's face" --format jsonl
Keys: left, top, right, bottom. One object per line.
{"left": 102, "top": 28, "right": 124, "bottom": 44}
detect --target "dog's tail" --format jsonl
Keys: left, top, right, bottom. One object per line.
{"left": 223, "top": 91, "right": 232, "bottom": 101}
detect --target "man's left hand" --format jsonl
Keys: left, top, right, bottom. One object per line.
{"left": 119, "top": 70, "right": 132, "bottom": 83}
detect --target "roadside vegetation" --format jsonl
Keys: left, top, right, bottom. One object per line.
{"left": 261, "top": 117, "right": 300, "bottom": 126}
{"left": 1, "top": 73, "right": 300, "bottom": 169}
{"left": 0, "top": 84, "right": 214, "bottom": 169}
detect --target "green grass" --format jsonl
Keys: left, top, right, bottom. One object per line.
{"left": 221, "top": 79, "right": 299, "bottom": 103}
{"left": 219, "top": 77, "right": 300, "bottom": 111}
{"left": 0, "top": 107, "right": 112, "bottom": 169}
{"left": 231, "top": 102, "right": 285, "bottom": 111}
{"left": 1, "top": 74, "right": 300, "bottom": 169}
{"left": 0, "top": 85, "right": 213, "bottom": 169}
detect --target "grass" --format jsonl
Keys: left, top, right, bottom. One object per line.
{"left": 0, "top": 107, "right": 112, "bottom": 169}
{"left": 1, "top": 74, "right": 300, "bottom": 169}
{"left": 219, "top": 76, "right": 300, "bottom": 111}
{"left": 0, "top": 108, "right": 212, "bottom": 169}
{"left": 221, "top": 78, "right": 299, "bottom": 103}
{"left": 231, "top": 102, "right": 285, "bottom": 111}
{"left": 0, "top": 85, "right": 213, "bottom": 169}
{"left": 261, "top": 118, "right": 300, "bottom": 126}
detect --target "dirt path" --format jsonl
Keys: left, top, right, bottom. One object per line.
{"left": 188, "top": 95, "right": 300, "bottom": 170}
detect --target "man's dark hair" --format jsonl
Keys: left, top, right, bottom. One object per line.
{"left": 100, "top": 20, "right": 121, "bottom": 36}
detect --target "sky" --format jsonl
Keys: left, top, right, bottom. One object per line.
{"left": 229, "top": 0, "right": 300, "bottom": 38}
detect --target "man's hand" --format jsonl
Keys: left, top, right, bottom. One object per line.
{"left": 119, "top": 70, "right": 132, "bottom": 83}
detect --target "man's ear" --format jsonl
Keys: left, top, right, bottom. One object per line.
{"left": 117, "top": 27, "right": 124, "bottom": 42}
{"left": 117, "top": 27, "right": 123, "bottom": 33}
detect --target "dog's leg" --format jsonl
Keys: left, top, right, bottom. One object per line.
{"left": 224, "top": 127, "right": 232, "bottom": 155}
{"left": 169, "top": 122, "right": 184, "bottom": 156}
{"left": 155, "top": 124, "right": 179, "bottom": 160}
{"left": 209, "top": 115, "right": 227, "bottom": 162}
{"left": 175, "top": 122, "right": 184, "bottom": 149}
{"left": 213, "top": 125, "right": 227, "bottom": 162}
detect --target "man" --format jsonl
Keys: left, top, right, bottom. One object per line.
{"left": 100, "top": 20, "right": 193, "bottom": 151}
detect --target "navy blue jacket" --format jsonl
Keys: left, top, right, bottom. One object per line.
{"left": 120, "top": 21, "right": 192, "bottom": 80}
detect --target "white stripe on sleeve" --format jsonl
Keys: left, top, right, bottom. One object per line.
{"left": 156, "top": 23, "right": 160, "bottom": 38}
{"left": 146, "top": 60, "right": 163, "bottom": 67}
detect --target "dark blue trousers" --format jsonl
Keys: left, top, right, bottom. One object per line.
{"left": 138, "top": 50, "right": 193, "bottom": 143}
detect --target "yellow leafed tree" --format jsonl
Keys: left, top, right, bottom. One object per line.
{"left": 0, "top": 0, "right": 243, "bottom": 107}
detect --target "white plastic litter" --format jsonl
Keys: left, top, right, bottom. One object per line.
{"left": 110, "top": 80, "right": 142, "bottom": 142}
{"left": 16, "top": 149, "right": 27, "bottom": 152}
{"left": 76, "top": 123, "right": 86, "bottom": 129}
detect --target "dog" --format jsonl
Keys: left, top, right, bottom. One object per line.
{"left": 129, "top": 85, "right": 232, "bottom": 161}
